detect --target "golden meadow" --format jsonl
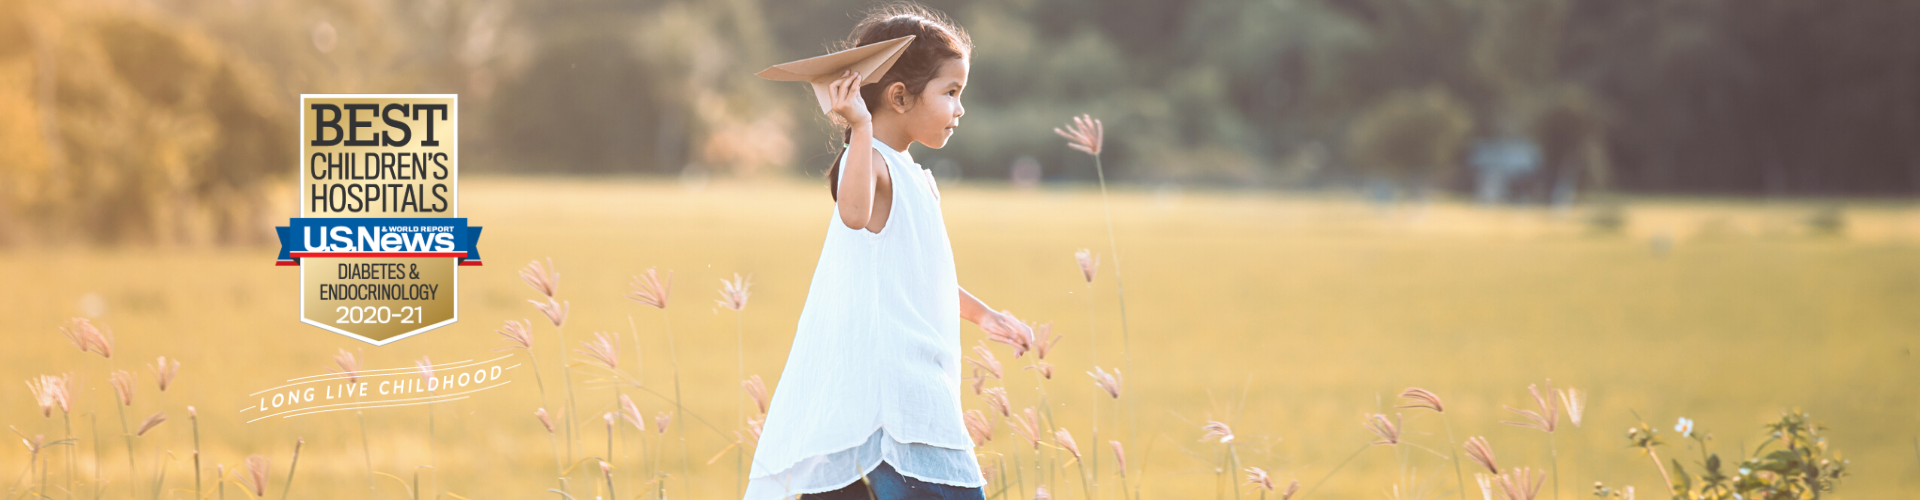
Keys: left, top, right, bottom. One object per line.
{"left": 3, "top": 178, "right": 1917, "bottom": 499}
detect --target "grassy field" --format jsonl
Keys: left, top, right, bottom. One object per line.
{"left": 2, "top": 177, "right": 1917, "bottom": 499}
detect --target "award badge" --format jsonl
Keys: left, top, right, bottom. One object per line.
{"left": 275, "top": 95, "right": 482, "bottom": 345}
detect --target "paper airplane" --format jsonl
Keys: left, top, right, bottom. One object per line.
{"left": 756, "top": 35, "right": 917, "bottom": 114}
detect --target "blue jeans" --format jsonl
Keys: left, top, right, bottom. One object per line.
{"left": 800, "top": 461, "right": 985, "bottom": 500}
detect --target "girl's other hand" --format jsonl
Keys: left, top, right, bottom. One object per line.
{"left": 977, "top": 309, "right": 1033, "bottom": 344}
{"left": 828, "top": 70, "right": 871, "bottom": 127}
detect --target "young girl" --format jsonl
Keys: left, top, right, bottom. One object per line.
{"left": 745, "top": 4, "right": 1033, "bottom": 500}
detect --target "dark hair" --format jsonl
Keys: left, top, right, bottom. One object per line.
{"left": 826, "top": 2, "right": 972, "bottom": 201}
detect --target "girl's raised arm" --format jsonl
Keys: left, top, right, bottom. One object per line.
{"left": 828, "top": 70, "right": 886, "bottom": 230}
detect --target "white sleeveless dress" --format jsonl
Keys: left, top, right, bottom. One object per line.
{"left": 742, "top": 141, "right": 984, "bottom": 499}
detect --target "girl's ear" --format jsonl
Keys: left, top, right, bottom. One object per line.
{"left": 885, "top": 82, "right": 912, "bottom": 113}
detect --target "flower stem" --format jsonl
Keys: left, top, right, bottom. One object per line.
{"left": 1012, "top": 450, "right": 1025, "bottom": 500}
{"left": 359, "top": 410, "right": 374, "bottom": 498}
{"left": 1092, "top": 151, "right": 1138, "bottom": 500}
{"left": 1228, "top": 443, "right": 1241, "bottom": 500}
{"left": 190, "top": 411, "right": 200, "bottom": 500}
{"left": 1646, "top": 448, "right": 1674, "bottom": 497}
{"left": 603, "top": 465, "right": 616, "bottom": 500}
{"left": 15, "top": 449, "right": 33, "bottom": 497}
{"left": 106, "top": 361, "right": 133, "bottom": 497}
{"left": 90, "top": 413, "right": 102, "bottom": 499}
{"left": 652, "top": 426, "right": 665, "bottom": 500}
{"left": 283, "top": 437, "right": 304, "bottom": 500}
{"left": 1001, "top": 455, "right": 1013, "bottom": 500}
{"left": 606, "top": 418, "right": 615, "bottom": 482}
{"left": 1085, "top": 285, "right": 1100, "bottom": 498}
{"left": 557, "top": 324, "right": 578, "bottom": 473}
{"left": 664, "top": 311, "right": 693, "bottom": 498}
{"left": 65, "top": 411, "right": 75, "bottom": 500}
{"left": 528, "top": 352, "right": 566, "bottom": 495}
{"left": 114, "top": 395, "right": 134, "bottom": 499}
{"left": 426, "top": 389, "right": 436, "bottom": 469}
{"left": 627, "top": 316, "right": 646, "bottom": 390}
{"left": 1031, "top": 364, "right": 1062, "bottom": 491}
{"left": 625, "top": 315, "right": 648, "bottom": 495}
{"left": 1547, "top": 432, "right": 1560, "bottom": 500}
{"left": 1300, "top": 443, "right": 1370, "bottom": 500}
{"left": 735, "top": 309, "right": 746, "bottom": 500}
{"left": 610, "top": 388, "right": 623, "bottom": 497}
{"left": 1442, "top": 414, "right": 1465, "bottom": 500}
{"left": 1214, "top": 445, "right": 1224, "bottom": 500}
{"left": 1073, "top": 455, "right": 1092, "bottom": 500}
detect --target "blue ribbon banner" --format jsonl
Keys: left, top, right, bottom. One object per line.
{"left": 275, "top": 218, "right": 483, "bottom": 266}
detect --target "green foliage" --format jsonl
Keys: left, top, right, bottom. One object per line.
{"left": 1345, "top": 87, "right": 1474, "bottom": 185}
{"left": 1530, "top": 85, "right": 1611, "bottom": 192}
{"left": 1601, "top": 410, "right": 1848, "bottom": 500}
{"left": 0, "top": 4, "right": 289, "bottom": 246}
{"left": 6, "top": 0, "right": 1916, "bottom": 247}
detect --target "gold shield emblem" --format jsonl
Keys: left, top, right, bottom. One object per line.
{"left": 278, "top": 94, "right": 479, "bottom": 345}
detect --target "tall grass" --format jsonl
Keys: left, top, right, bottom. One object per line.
{"left": 1397, "top": 388, "right": 1464, "bottom": 500}
{"left": 498, "top": 318, "right": 566, "bottom": 493}
{"left": 282, "top": 437, "right": 304, "bottom": 500}
{"left": 329, "top": 348, "right": 376, "bottom": 498}
{"left": 191, "top": 405, "right": 202, "bottom": 499}
{"left": 627, "top": 266, "right": 693, "bottom": 498}
{"left": 1499, "top": 381, "right": 1562, "bottom": 500}
{"left": 1057, "top": 116, "right": 1137, "bottom": 461}
{"left": 520, "top": 258, "right": 579, "bottom": 491}
{"left": 717, "top": 272, "right": 752, "bottom": 498}
{"left": 3, "top": 182, "right": 1897, "bottom": 498}
{"left": 6, "top": 261, "right": 1864, "bottom": 500}
{"left": 417, "top": 356, "right": 437, "bottom": 471}
{"left": 21, "top": 318, "right": 335, "bottom": 500}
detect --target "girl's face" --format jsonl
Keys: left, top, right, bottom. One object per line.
{"left": 890, "top": 57, "right": 969, "bottom": 149}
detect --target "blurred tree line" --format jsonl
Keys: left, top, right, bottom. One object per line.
{"left": 0, "top": 0, "right": 1913, "bottom": 244}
